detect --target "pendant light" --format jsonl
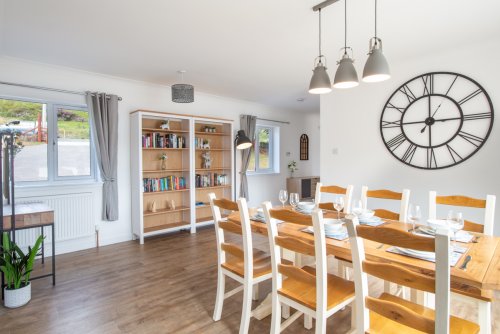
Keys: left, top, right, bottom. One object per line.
{"left": 172, "top": 70, "right": 194, "bottom": 103}
{"left": 309, "top": 8, "right": 332, "bottom": 95}
{"left": 333, "top": 0, "right": 359, "bottom": 89}
{"left": 363, "top": 0, "right": 390, "bottom": 82}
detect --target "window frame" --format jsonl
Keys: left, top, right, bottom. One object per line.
{"left": 247, "top": 123, "right": 280, "bottom": 175}
{"left": 0, "top": 95, "right": 97, "bottom": 185}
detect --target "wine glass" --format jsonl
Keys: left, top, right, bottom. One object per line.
{"left": 408, "top": 204, "right": 421, "bottom": 233}
{"left": 289, "top": 193, "right": 299, "bottom": 210}
{"left": 333, "top": 196, "right": 344, "bottom": 220}
{"left": 447, "top": 211, "right": 464, "bottom": 249}
{"left": 279, "top": 190, "right": 288, "bottom": 207}
{"left": 352, "top": 199, "right": 363, "bottom": 216}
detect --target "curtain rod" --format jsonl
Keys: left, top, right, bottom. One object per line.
{"left": 0, "top": 80, "right": 123, "bottom": 101}
{"left": 257, "top": 117, "right": 290, "bottom": 125}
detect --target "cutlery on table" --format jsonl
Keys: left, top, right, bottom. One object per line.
{"left": 460, "top": 255, "right": 472, "bottom": 270}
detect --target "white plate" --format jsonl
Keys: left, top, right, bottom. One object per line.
{"left": 395, "top": 247, "right": 435, "bottom": 260}
{"left": 298, "top": 201, "right": 315, "bottom": 211}
{"left": 426, "top": 219, "right": 450, "bottom": 230}
{"left": 324, "top": 218, "right": 343, "bottom": 232}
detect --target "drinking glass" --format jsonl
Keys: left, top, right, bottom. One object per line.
{"left": 352, "top": 199, "right": 363, "bottom": 215}
{"left": 279, "top": 190, "right": 288, "bottom": 207}
{"left": 408, "top": 204, "right": 421, "bottom": 233}
{"left": 289, "top": 193, "right": 299, "bottom": 209}
{"left": 333, "top": 196, "right": 344, "bottom": 220}
{"left": 447, "top": 211, "right": 464, "bottom": 249}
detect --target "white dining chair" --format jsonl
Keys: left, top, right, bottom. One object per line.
{"left": 262, "top": 203, "right": 356, "bottom": 334}
{"left": 345, "top": 214, "right": 480, "bottom": 334}
{"left": 429, "top": 191, "right": 496, "bottom": 334}
{"left": 361, "top": 186, "right": 411, "bottom": 223}
{"left": 314, "top": 182, "right": 354, "bottom": 214}
{"left": 209, "top": 193, "right": 272, "bottom": 334}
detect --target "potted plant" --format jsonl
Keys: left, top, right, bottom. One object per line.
{"left": 0, "top": 232, "right": 44, "bottom": 308}
{"left": 288, "top": 160, "right": 298, "bottom": 177}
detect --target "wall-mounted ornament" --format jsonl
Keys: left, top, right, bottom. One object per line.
{"left": 300, "top": 134, "right": 309, "bottom": 160}
{"left": 380, "top": 72, "right": 494, "bottom": 170}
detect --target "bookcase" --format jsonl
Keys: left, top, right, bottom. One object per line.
{"left": 130, "top": 110, "right": 234, "bottom": 244}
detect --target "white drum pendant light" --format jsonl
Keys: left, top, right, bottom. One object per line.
{"left": 172, "top": 70, "right": 194, "bottom": 103}
{"left": 309, "top": 8, "right": 332, "bottom": 94}
{"left": 363, "top": 0, "right": 390, "bottom": 82}
{"left": 333, "top": 0, "right": 359, "bottom": 89}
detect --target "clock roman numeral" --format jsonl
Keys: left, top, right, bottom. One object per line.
{"left": 387, "top": 103, "right": 405, "bottom": 113}
{"left": 427, "top": 148, "right": 438, "bottom": 168}
{"left": 458, "top": 131, "right": 484, "bottom": 147}
{"left": 399, "top": 84, "right": 417, "bottom": 103}
{"left": 464, "top": 112, "right": 491, "bottom": 121}
{"left": 422, "top": 74, "right": 434, "bottom": 95}
{"left": 381, "top": 120, "right": 402, "bottom": 128}
{"left": 386, "top": 133, "right": 406, "bottom": 150}
{"left": 402, "top": 144, "right": 417, "bottom": 163}
{"left": 446, "top": 144, "right": 462, "bottom": 164}
{"left": 458, "top": 89, "right": 482, "bottom": 105}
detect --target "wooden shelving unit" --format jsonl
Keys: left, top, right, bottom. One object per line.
{"left": 130, "top": 110, "right": 234, "bottom": 243}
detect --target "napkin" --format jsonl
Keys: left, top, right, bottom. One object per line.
{"left": 386, "top": 246, "right": 462, "bottom": 266}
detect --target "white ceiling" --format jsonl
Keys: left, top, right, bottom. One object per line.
{"left": 1, "top": 0, "right": 499, "bottom": 113}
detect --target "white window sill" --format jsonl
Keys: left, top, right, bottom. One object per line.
{"left": 15, "top": 180, "right": 102, "bottom": 190}
{"left": 247, "top": 171, "right": 280, "bottom": 176}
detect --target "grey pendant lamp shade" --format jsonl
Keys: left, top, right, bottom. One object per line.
{"left": 362, "top": 0, "right": 390, "bottom": 83}
{"left": 308, "top": 8, "right": 332, "bottom": 95}
{"left": 333, "top": 0, "right": 359, "bottom": 89}
{"left": 172, "top": 70, "right": 194, "bottom": 103}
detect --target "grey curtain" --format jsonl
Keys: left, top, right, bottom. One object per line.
{"left": 86, "top": 92, "right": 119, "bottom": 221}
{"left": 239, "top": 115, "right": 257, "bottom": 199}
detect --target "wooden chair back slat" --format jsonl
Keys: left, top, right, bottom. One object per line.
{"left": 373, "top": 208, "right": 400, "bottom": 221}
{"left": 278, "top": 263, "right": 316, "bottom": 285}
{"left": 363, "top": 261, "right": 435, "bottom": 293}
{"left": 366, "top": 189, "right": 403, "bottom": 200}
{"left": 221, "top": 243, "right": 244, "bottom": 260}
{"left": 321, "top": 185, "right": 347, "bottom": 195}
{"left": 318, "top": 202, "right": 335, "bottom": 211}
{"left": 365, "top": 296, "right": 435, "bottom": 333}
{"left": 464, "top": 220, "right": 484, "bottom": 233}
{"left": 269, "top": 208, "right": 312, "bottom": 226}
{"left": 356, "top": 225, "right": 435, "bottom": 252}
{"left": 212, "top": 198, "right": 239, "bottom": 211}
{"left": 436, "top": 195, "right": 486, "bottom": 208}
{"left": 219, "top": 221, "right": 243, "bottom": 235}
{"left": 275, "top": 235, "right": 315, "bottom": 256}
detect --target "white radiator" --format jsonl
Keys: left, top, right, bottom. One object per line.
{"left": 13, "top": 192, "right": 95, "bottom": 247}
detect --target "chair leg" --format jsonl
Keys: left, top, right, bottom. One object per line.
{"left": 304, "top": 315, "right": 313, "bottom": 329}
{"left": 252, "top": 283, "right": 259, "bottom": 301}
{"left": 282, "top": 305, "right": 290, "bottom": 319}
{"left": 338, "top": 260, "right": 346, "bottom": 279}
{"left": 315, "top": 315, "right": 326, "bottom": 334}
{"left": 270, "top": 295, "right": 282, "bottom": 334}
{"left": 240, "top": 281, "right": 253, "bottom": 334}
{"left": 213, "top": 270, "right": 225, "bottom": 321}
{"left": 477, "top": 301, "right": 491, "bottom": 334}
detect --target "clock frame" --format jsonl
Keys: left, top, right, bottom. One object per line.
{"left": 380, "top": 72, "right": 494, "bottom": 170}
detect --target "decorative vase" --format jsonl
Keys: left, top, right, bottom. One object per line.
{"left": 4, "top": 282, "right": 31, "bottom": 308}
{"left": 161, "top": 159, "right": 167, "bottom": 170}
{"left": 150, "top": 201, "right": 157, "bottom": 213}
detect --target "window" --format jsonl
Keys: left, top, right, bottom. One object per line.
{"left": 247, "top": 124, "right": 280, "bottom": 174}
{"left": 0, "top": 97, "right": 95, "bottom": 184}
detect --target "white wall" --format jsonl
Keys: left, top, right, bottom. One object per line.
{"left": 0, "top": 56, "right": 320, "bottom": 253}
{"left": 320, "top": 38, "right": 500, "bottom": 235}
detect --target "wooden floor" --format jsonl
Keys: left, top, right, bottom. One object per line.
{"left": 0, "top": 227, "right": 498, "bottom": 333}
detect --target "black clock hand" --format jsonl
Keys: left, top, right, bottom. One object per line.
{"left": 421, "top": 96, "right": 433, "bottom": 133}
{"left": 435, "top": 117, "right": 461, "bottom": 122}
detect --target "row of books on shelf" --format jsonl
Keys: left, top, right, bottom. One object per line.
{"left": 143, "top": 176, "right": 187, "bottom": 192}
{"left": 194, "top": 137, "right": 211, "bottom": 149}
{"left": 195, "top": 173, "right": 229, "bottom": 188}
{"left": 142, "top": 133, "right": 186, "bottom": 149}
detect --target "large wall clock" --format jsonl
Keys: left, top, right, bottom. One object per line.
{"left": 380, "top": 72, "right": 494, "bottom": 170}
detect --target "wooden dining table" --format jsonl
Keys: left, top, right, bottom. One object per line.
{"left": 227, "top": 208, "right": 500, "bottom": 292}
